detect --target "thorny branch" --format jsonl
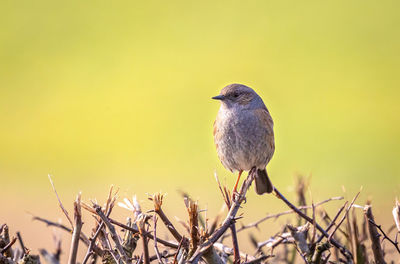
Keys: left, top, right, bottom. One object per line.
{"left": 367, "top": 210, "right": 400, "bottom": 253}
{"left": 3, "top": 175, "right": 400, "bottom": 263}
{"left": 187, "top": 172, "right": 256, "bottom": 264}
{"left": 151, "top": 193, "right": 185, "bottom": 244}
{"left": 364, "top": 205, "right": 386, "bottom": 264}
{"left": 273, "top": 187, "right": 354, "bottom": 260}
{"left": 94, "top": 205, "right": 131, "bottom": 263}
{"left": 109, "top": 218, "right": 179, "bottom": 249}
{"left": 221, "top": 196, "right": 343, "bottom": 241}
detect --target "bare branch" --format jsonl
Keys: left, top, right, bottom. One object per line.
{"left": 32, "top": 215, "right": 104, "bottom": 256}
{"left": 273, "top": 187, "right": 353, "bottom": 260}
{"left": 137, "top": 215, "right": 150, "bottom": 264}
{"left": 230, "top": 224, "right": 240, "bottom": 264}
{"left": 172, "top": 237, "right": 185, "bottom": 264}
{"left": 68, "top": 193, "right": 83, "bottom": 264}
{"left": 366, "top": 210, "right": 400, "bottom": 254}
{"left": 151, "top": 193, "right": 184, "bottom": 244}
{"left": 16, "top": 231, "right": 27, "bottom": 255}
{"left": 109, "top": 218, "right": 179, "bottom": 249}
{"left": 0, "top": 237, "right": 16, "bottom": 254}
{"left": 316, "top": 201, "right": 347, "bottom": 244}
{"left": 94, "top": 204, "right": 131, "bottom": 263}
{"left": 82, "top": 221, "right": 105, "bottom": 264}
{"left": 188, "top": 172, "right": 255, "bottom": 264}
{"left": 48, "top": 174, "right": 74, "bottom": 228}
{"left": 328, "top": 192, "right": 360, "bottom": 242}
{"left": 153, "top": 215, "right": 165, "bottom": 264}
{"left": 242, "top": 254, "right": 272, "bottom": 264}
{"left": 364, "top": 205, "right": 386, "bottom": 264}
{"left": 221, "top": 196, "right": 343, "bottom": 240}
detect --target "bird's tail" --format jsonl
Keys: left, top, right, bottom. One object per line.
{"left": 253, "top": 168, "right": 274, "bottom": 194}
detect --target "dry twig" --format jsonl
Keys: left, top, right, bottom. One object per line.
{"left": 0, "top": 237, "right": 16, "bottom": 254}
{"left": 16, "top": 232, "right": 27, "bottom": 255}
{"left": 109, "top": 218, "right": 179, "bottom": 249}
{"left": 273, "top": 187, "right": 353, "bottom": 260}
{"left": 221, "top": 196, "right": 343, "bottom": 241}
{"left": 364, "top": 205, "right": 386, "bottom": 264}
{"left": 48, "top": 174, "right": 74, "bottom": 228}
{"left": 68, "top": 194, "right": 83, "bottom": 264}
{"left": 94, "top": 204, "right": 131, "bottom": 263}
{"left": 151, "top": 194, "right": 185, "bottom": 244}
{"left": 152, "top": 215, "right": 165, "bottom": 264}
{"left": 188, "top": 172, "right": 255, "bottom": 264}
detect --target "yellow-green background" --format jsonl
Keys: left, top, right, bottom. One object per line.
{"left": 1, "top": 0, "right": 400, "bottom": 259}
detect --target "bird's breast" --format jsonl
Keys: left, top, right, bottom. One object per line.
{"left": 214, "top": 108, "right": 270, "bottom": 171}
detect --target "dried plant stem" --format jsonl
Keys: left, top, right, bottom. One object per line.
{"left": 141, "top": 232, "right": 150, "bottom": 264}
{"left": 229, "top": 225, "right": 240, "bottom": 264}
{"left": 188, "top": 173, "right": 255, "bottom": 264}
{"left": 172, "top": 237, "right": 185, "bottom": 264}
{"left": 316, "top": 202, "right": 347, "bottom": 244}
{"left": 32, "top": 215, "right": 103, "bottom": 256}
{"left": 94, "top": 205, "right": 131, "bottom": 264}
{"left": 68, "top": 194, "right": 82, "bottom": 264}
{"left": 0, "top": 237, "right": 17, "bottom": 254}
{"left": 273, "top": 187, "right": 353, "bottom": 260}
{"left": 328, "top": 193, "right": 360, "bottom": 243}
{"left": 109, "top": 218, "right": 179, "bottom": 249}
{"left": 2, "top": 225, "right": 13, "bottom": 258}
{"left": 186, "top": 200, "right": 199, "bottom": 257}
{"left": 242, "top": 255, "right": 272, "bottom": 264}
{"left": 82, "top": 222, "right": 105, "bottom": 264}
{"left": 152, "top": 215, "right": 165, "bottom": 264}
{"left": 138, "top": 219, "right": 150, "bottom": 264}
{"left": 364, "top": 205, "right": 386, "bottom": 264}
{"left": 156, "top": 208, "right": 183, "bottom": 243}
{"left": 48, "top": 174, "right": 74, "bottom": 228}
{"left": 16, "top": 231, "right": 27, "bottom": 255}
{"left": 367, "top": 216, "right": 400, "bottom": 254}
{"left": 103, "top": 232, "right": 121, "bottom": 264}
{"left": 84, "top": 200, "right": 117, "bottom": 263}
{"left": 221, "top": 196, "right": 343, "bottom": 240}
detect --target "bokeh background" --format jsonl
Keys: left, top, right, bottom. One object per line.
{"left": 1, "top": 0, "right": 400, "bottom": 259}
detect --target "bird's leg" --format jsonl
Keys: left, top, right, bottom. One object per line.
{"left": 232, "top": 170, "right": 243, "bottom": 200}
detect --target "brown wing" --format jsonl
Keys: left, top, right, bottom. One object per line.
{"left": 254, "top": 108, "right": 275, "bottom": 161}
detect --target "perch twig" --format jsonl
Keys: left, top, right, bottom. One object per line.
{"left": 273, "top": 187, "right": 353, "bottom": 260}
{"left": 188, "top": 172, "right": 255, "bottom": 264}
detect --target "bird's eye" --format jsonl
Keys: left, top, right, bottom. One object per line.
{"left": 233, "top": 92, "right": 239, "bottom": 98}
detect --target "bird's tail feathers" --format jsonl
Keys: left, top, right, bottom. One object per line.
{"left": 253, "top": 168, "right": 274, "bottom": 195}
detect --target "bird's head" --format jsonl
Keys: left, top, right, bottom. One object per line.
{"left": 212, "top": 83, "right": 260, "bottom": 109}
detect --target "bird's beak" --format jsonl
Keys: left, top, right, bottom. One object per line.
{"left": 212, "top": 94, "right": 225, "bottom": 100}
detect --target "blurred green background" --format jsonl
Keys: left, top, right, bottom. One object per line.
{"left": 1, "top": 0, "right": 400, "bottom": 257}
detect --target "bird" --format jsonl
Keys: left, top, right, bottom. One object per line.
{"left": 212, "top": 83, "right": 275, "bottom": 196}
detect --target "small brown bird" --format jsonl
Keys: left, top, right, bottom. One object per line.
{"left": 213, "top": 84, "right": 275, "bottom": 195}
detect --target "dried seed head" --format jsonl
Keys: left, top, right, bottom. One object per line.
{"left": 136, "top": 214, "right": 147, "bottom": 232}
{"left": 151, "top": 193, "right": 164, "bottom": 212}
{"left": 118, "top": 195, "right": 142, "bottom": 221}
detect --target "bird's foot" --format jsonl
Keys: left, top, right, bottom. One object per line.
{"left": 232, "top": 191, "right": 243, "bottom": 203}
